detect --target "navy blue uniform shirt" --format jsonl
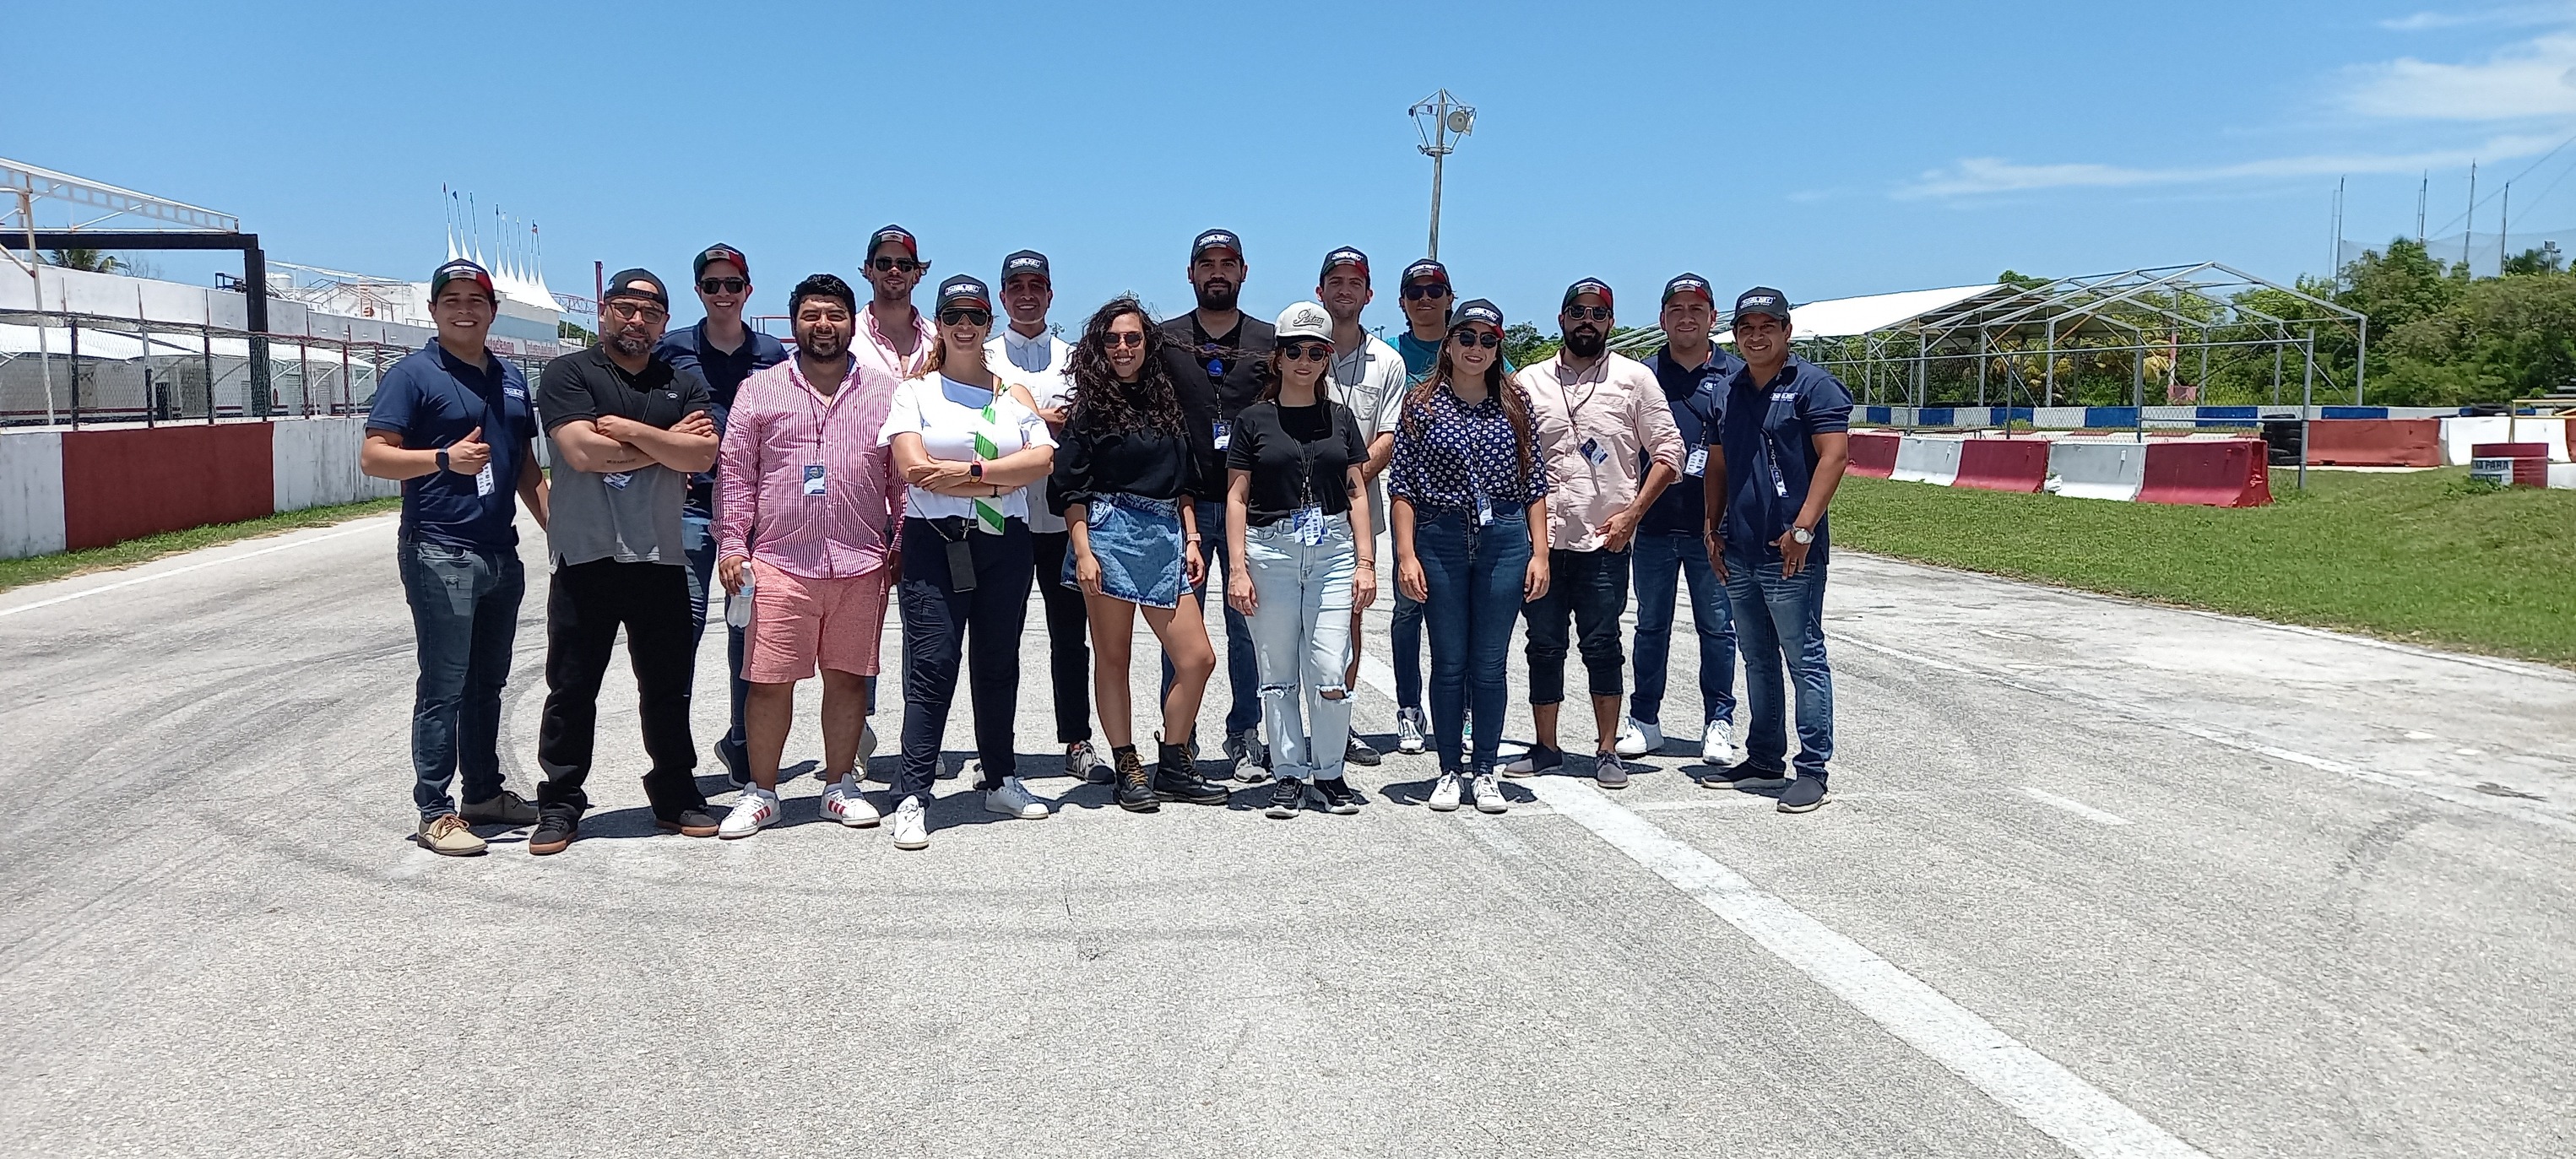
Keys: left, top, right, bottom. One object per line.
{"left": 654, "top": 320, "right": 787, "bottom": 516}
{"left": 365, "top": 338, "right": 537, "bottom": 550}
{"left": 1708, "top": 355, "right": 1852, "bottom": 561}
{"left": 1640, "top": 343, "right": 1743, "bottom": 537}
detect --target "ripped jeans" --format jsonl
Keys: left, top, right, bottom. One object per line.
{"left": 1244, "top": 511, "right": 1357, "bottom": 783}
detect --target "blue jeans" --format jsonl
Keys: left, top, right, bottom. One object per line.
{"left": 1722, "top": 547, "right": 1833, "bottom": 780}
{"left": 1415, "top": 508, "right": 1532, "bottom": 777}
{"left": 1245, "top": 515, "right": 1357, "bottom": 783}
{"left": 1630, "top": 532, "right": 1736, "bottom": 728}
{"left": 682, "top": 512, "right": 750, "bottom": 751}
{"left": 397, "top": 539, "right": 525, "bottom": 820}
{"left": 1163, "top": 498, "right": 1261, "bottom": 736}
{"left": 1391, "top": 588, "right": 1424, "bottom": 711}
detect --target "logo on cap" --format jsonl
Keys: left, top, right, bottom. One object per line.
{"left": 1402, "top": 259, "right": 1449, "bottom": 285}
{"left": 1006, "top": 255, "right": 1045, "bottom": 272}
{"left": 870, "top": 225, "right": 919, "bottom": 258}
{"left": 1321, "top": 247, "right": 1369, "bottom": 279}
{"left": 1192, "top": 230, "right": 1241, "bottom": 257}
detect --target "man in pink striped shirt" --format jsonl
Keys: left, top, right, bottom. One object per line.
{"left": 854, "top": 224, "right": 937, "bottom": 389}
{"left": 713, "top": 274, "right": 906, "bottom": 838}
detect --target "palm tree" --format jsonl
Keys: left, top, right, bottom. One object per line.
{"left": 46, "top": 248, "right": 122, "bottom": 273}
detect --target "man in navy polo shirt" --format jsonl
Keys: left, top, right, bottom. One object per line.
{"left": 655, "top": 243, "right": 789, "bottom": 785}
{"left": 1700, "top": 286, "right": 1851, "bottom": 814}
{"left": 1619, "top": 274, "right": 1743, "bottom": 767}
{"left": 361, "top": 257, "right": 550, "bottom": 856}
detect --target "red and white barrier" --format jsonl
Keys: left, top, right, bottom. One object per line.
{"left": 1847, "top": 431, "right": 1901, "bottom": 479}
{"left": 1852, "top": 429, "right": 2275, "bottom": 506}
{"left": 1953, "top": 438, "right": 2049, "bottom": 493}
{"left": 0, "top": 418, "right": 397, "bottom": 560}
{"left": 2305, "top": 419, "right": 2441, "bottom": 467}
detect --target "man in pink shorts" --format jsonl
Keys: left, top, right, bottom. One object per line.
{"left": 714, "top": 274, "right": 905, "bottom": 837}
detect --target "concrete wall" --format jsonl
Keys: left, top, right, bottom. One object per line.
{"left": 274, "top": 416, "right": 397, "bottom": 512}
{"left": 0, "top": 431, "right": 68, "bottom": 558}
{"left": 0, "top": 416, "right": 400, "bottom": 560}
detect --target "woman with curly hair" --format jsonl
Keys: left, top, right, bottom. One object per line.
{"left": 1049, "top": 296, "right": 1230, "bottom": 812}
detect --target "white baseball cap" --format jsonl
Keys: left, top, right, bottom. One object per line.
{"left": 1274, "top": 301, "right": 1332, "bottom": 344}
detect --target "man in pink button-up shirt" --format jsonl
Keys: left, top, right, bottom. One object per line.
{"left": 1506, "top": 278, "right": 1684, "bottom": 789}
{"left": 713, "top": 274, "right": 905, "bottom": 837}
{"left": 854, "top": 223, "right": 938, "bottom": 391}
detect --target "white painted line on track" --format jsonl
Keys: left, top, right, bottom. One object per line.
{"left": 1836, "top": 634, "right": 2574, "bottom": 835}
{"left": 1528, "top": 777, "right": 2210, "bottom": 1159}
{"left": 2020, "top": 787, "right": 2133, "bottom": 826}
{"left": 0, "top": 520, "right": 389, "bottom": 619}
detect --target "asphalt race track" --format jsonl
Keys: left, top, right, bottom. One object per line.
{"left": 3, "top": 512, "right": 2571, "bottom": 1158}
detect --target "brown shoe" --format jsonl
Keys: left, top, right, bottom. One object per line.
{"left": 416, "top": 814, "right": 488, "bottom": 857}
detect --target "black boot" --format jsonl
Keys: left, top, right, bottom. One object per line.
{"left": 1113, "top": 745, "right": 1159, "bottom": 813}
{"left": 1154, "top": 739, "right": 1230, "bottom": 804}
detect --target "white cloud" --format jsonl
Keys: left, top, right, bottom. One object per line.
{"left": 2378, "top": 4, "right": 2576, "bottom": 31}
{"left": 1897, "top": 134, "right": 2565, "bottom": 198}
{"left": 2345, "top": 31, "right": 2576, "bottom": 117}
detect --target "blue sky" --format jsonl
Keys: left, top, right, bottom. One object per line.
{"left": 14, "top": 1, "right": 2576, "bottom": 331}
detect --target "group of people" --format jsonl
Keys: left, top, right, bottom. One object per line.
{"left": 361, "top": 227, "right": 1852, "bottom": 857}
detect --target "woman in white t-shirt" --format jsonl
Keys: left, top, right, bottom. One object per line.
{"left": 879, "top": 275, "right": 1057, "bottom": 850}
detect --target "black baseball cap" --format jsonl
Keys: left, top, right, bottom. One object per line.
{"left": 1662, "top": 274, "right": 1715, "bottom": 306}
{"left": 1451, "top": 298, "right": 1505, "bottom": 331}
{"left": 1190, "top": 229, "right": 1244, "bottom": 261}
{"left": 935, "top": 274, "right": 991, "bottom": 312}
{"left": 692, "top": 244, "right": 748, "bottom": 280}
{"left": 1400, "top": 258, "right": 1450, "bottom": 288}
{"left": 1561, "top": 278, "right": 1614, "bottom": 311}
{"left": 1319, "top": 246, "right": 1370, "bottom": 281}
{"left": 867, "top": 224, "right": 919, "bottom": 261}
{"left": 604, "top": 268, "right": 669, "bottom": 309}
{"left": 1000, "top": 250, "right": 1050, "bottom": 283}
{"left": 1733, "top": 286, "right": 1792, "bottom": 323}
{"left": 428, "top": 258, "right": 495, "bottom": 303}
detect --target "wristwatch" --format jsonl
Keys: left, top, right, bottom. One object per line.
{"left": 436, "top": 448, "right": 451, "bottom": 473}
{"left": 968, "top": 461, "right": 984, "bottom": 480}
{"left": 1790, "top": 525, "right": 1814, "bottom": 545}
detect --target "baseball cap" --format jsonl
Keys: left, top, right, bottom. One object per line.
{"left": 867, "top": 224, "right": 919, "bottom": 261}
{"left": 691, "top": 244, "right": 748, "bottom": 280}
{"left": 1451, "top": 298, "right": 1505, "bottom": 331}
{"left": 1000, "top": 250, "right": 1050, "bottom": 283}
{"left": 1318, "top": 246, "right": 1369, "bottom": 281}
{"left": 1274, "top": 301, "right": 1332, "bottom": 344}
{"left": 603, "top": 268, "right": 669, "bottom": 309}
{"left": 428, "top": 258, "right": 495, "bottom": 303}
{"left": 1561, "top": 278, "right": 1614, "bottom": 311}
{"left": 1190, "top": 229, "right": 1244, "bottom": 261}
{"left": 1400, "top": 258, "right": 1450, "bottom": 288}
{"left": 1733, "top": 287, "right": 1792, "bottom": 323}
{"left": 935, "top": 274, "right": 992, "bottom": 313}
{"left": 1662, "top": 274, "right": 1715, "bottom": 306}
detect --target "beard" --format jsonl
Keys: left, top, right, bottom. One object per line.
{"left": 798, "top": 330, "right": 849, "bottom": 360}
{"left": 1565, "top": 326, "right": 1605, "bottom": 359}
{"left": 609, "top": 329, "right": 653, "bottom": 358}
{"left": 1195, "top": 279, "right": 1238, "bottom": 312}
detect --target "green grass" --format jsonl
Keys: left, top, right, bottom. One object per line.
{"left": 0, "top": 496, "right": 401, "bottom": 595}
{"left": 1832, "top": 468, "right": 2576, "bottom": 668}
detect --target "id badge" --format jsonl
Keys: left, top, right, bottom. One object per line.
{"left": 1474, "top": 494, "right": 1495, "bottom": 526}
{"left": 803, "top": 464, "right": 827, "bottom": 496}
{"left": 1212, "top": 420, "right": 1232, "bottom": 451}
{"left": 1580, "top": 437, "right": 1608, "bottom": 467}
{"left": 602, "top": 471, "right": 633, "bottom": 490}
{"left": 475, "top": 463, "right": 496, "bottom": 497}
{"left": 1291, "top": 506, "right": 1327, "bottom": 547}
{"left": 945, "top": 536, "right": 978, "bottom": 592}
{"left": 1685, "top": 447, "right": 1708, "bottom": 478}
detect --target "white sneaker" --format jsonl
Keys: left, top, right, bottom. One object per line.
{"left": 986, "top": 777, "right": 1050, "bottom": 820}
{"left": 718, "top": 788, "right": 780, "bottom": 838}
{"left": 1428, "top": 771, "right": 1462, "bottom": 812}
{"left": 820, "top": 778, "right": 880, "bottom": 827}
{"left": 1472, "top": 772, "right": 1509, "bottom": 814}
{"left": 1701, "top": 719, "right": 1738, "bottom": 766}
{"left": 892, "top": 795, "right": 929, "bottom": 850}
{"left": 1614, "top": 718, "right": 1663, "bottom": 758}
{"left": 1396, "top": 708, "right": 1428, "bottom": 755}
{"left": 1066, "top": 739, "right": 1106, "bottom": 781}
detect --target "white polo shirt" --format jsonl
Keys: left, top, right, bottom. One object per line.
{"left": 878, "top": 373, "right": 1056, "bottom": 524}
{"left": 1331, "top": 331, "right": 1407, "bottom": 533}
{"left": 990, "top": 326, "right": 1075, "bottom": 533}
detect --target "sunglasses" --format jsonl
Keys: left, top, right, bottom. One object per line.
{"left": 1402, "top": 283, "right": 1451, "bottom": 301}
{"left": 1101, "top": 332, "right": 1146, "bottom": 349}
{"left": 1449, "top": 329, "right": 1500, "bottom": 349}
{"left": 699, "top": 277, "right": 747, "bottom": 295}
{"left": 869, "top": 257, "right": 923, "bottom": 273}
{"left": 940, "top": 308, "right": 990, "bottom": 326}
{"left": 606, "top": 301, "right": 668, "bottom": 322}
{"left": 1277, "top": 342, "right": 1331, "bottom": 363}
{"left": 1563, "top": 305, "right": 1613, "bottom": 322}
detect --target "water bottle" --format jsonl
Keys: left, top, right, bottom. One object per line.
{"left": 725, "top": 565, "right": 754, "bottom": 629}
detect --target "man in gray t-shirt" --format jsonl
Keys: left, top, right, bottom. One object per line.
{"left": 527, "top": 268, "right": 723, "bottom": 853}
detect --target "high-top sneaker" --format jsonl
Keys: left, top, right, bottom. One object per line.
{"left": 1113, "top": 745, "right": 1158, "bottom": 813}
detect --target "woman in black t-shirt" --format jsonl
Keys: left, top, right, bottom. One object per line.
{"left": 1223, "top": 302, "right": 1376, "bottom": 819}
{"left": 1049, "top": 295, "right": 1231, "bottom": 812}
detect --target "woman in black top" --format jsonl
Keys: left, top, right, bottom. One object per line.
{"left": 1224, "top": 302, "right": 1375, "bottom": 819}
{"left": 1049, "top": 295, "right": 1229, "bottom": 811}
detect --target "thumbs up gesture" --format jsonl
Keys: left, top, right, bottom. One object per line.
{"left": 446, "top": 426, "right": 493, "bottom": 475}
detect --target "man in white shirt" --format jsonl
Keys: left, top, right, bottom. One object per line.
{"left": 985, "top": 249, "right": 1101, "bottom": 783}
{"left": 1316, "top": 246, "right": 1405, "bottom": 767}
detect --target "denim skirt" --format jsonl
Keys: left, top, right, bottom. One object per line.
{"left": 1067, "top": 492, "right": 1185, "bottom": 609}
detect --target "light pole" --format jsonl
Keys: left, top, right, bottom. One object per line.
{"left": 1409, "top": 89, "right": 1475, "bottom": 260}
